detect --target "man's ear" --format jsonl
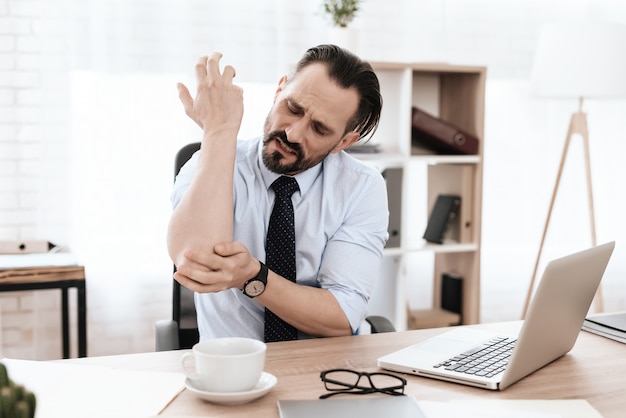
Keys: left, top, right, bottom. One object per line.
{"left": 331, "top": 131, "right": 361, "bottom": 154}
{"left": 274, "top": 75, "right": 288, "bottom": 100}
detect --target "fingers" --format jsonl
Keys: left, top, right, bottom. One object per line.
{"left": 174, "top": 270, "right": 229, "bottom": 294}
{"left": 175, "top": 252, "right": 225, "bottom": 292}
{"left": 214, "top": 241, "right": 246, "bottom": 256}
{"left": 182, "top": 249, "right": 215, "bottom": 269}
{"left": 177, "top": 82, "right": 193, "bottom": 113}
{"left": 194, "top": 55, "right": 209, "bottom": 83}
{"left": 178, "top": 245, "right": 251, "bottom": 293}
{"left": 206, "top": 52, "right": 223, "bottom": 82}
{"left": 222, "top": 65, "right": 236, "bottom": 81}
{"left": 177, "top": 82, "right": 205, "bottom": 129}
{"left": 199, "top": 52, "right": 236, "bottom": 84}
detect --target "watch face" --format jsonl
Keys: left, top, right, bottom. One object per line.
{"left": 245, "top": 280, "right": 265, "bottom": 297}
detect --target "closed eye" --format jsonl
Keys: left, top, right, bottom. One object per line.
{"left": 286, "top": 100, "right": 332, "bottom": 137}
{"left": 287, "top": 101, "right": 303, "bottom": 115}
{"left": 312, "top": 121, "right": 331, "bottom": 136}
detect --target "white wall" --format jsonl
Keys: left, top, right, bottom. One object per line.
{"left": 1, "top": 0, "right": 626, "bottom": 359}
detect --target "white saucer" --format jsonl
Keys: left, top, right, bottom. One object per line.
{"left": 184, "top": 372, "right": 277, "bottom": 405}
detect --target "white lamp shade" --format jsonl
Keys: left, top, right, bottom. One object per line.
{"left": 530, "top": 23, "right": 626, "bottom": 99}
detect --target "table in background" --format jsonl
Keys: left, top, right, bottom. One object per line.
{"left": 0, "top": 265, "right": 87, "bottom": 358}
{"left": 66, "top": 321, "right": 625, "bottom": 417}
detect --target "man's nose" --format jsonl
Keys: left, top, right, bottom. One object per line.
{"left": 285, "top": 118, "right": 307, "bottom": 143}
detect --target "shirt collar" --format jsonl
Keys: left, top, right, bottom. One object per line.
{"left": 257, "top": 138, "right": 321, "bottom": 197}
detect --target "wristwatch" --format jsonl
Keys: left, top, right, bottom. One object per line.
{"left": 242, "top": 261, "right": 268, "bottom": 298}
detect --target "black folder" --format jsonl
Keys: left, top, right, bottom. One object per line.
{"left": 423, "top": 195, "right": 460, "bottom": 244}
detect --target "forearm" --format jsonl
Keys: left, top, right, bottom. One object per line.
{"left": 167, "top": 130, "right": 236, "bottom": 266}
{"left": 258, "top": 271, "right": 353, "bottom": 337}
{"left": 169, "top": 53, "right": 243, "bottom": 267}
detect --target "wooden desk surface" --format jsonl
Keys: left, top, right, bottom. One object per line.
{"left": 0, "top": 265, "right": 85, "bottom": 284}
{"left": 65, "top": 322, "right": 625, "bottom": 418}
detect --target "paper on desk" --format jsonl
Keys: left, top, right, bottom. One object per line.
{"left": 0, "top": 253, "right": 79, "bottom": 269}
{"left": 417, "top": 399, "right": 604, "bottom": 418}
{"left": 1, "top": 358, "right": 185, "bottom": 418}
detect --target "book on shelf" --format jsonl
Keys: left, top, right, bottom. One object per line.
{"left": 441, "top": 273, "right": 463, "bottom": 315}
{"left": 411, "top": 106, "right": 479, "bottom": 155}
{"left": 422, "top": 194, "right": 461, "bottom": 244}
{"left": 582, "top": 311, "right": 626, "bottom": 344}
{"left": 345, "top": 143, "right": 382, "bottom": 154}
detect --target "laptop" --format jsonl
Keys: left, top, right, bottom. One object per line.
{"left": 378, "top": 241, "right": 615, "bottom": 390}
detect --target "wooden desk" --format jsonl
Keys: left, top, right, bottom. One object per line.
{"left": 0, "top": 265, "right": 87, "bottom": 358}
{"left": 66, "top": 322, "right": 625, "bottom": 418}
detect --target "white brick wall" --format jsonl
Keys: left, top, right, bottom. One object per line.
{"left": 2, "top": 0, "right": 626, "bottom": 359}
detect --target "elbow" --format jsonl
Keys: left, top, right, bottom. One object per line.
{"left": 166, "top": 223, "right": 188, "bottom": 267}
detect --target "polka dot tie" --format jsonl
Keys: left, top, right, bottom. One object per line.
{"left": 264, "top": 176, "right": 300, "bottom": 342}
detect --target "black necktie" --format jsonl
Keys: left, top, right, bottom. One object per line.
{"left": 264, "top": 176, "right": 299, "bottom": 342}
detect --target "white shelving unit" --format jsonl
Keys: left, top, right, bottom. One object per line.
{"left": 359, "top": 62, "right": 486, "bottom": 331}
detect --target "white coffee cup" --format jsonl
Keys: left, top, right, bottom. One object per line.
{"left": 180, "top": 337, "right": 267, "bottom": 393}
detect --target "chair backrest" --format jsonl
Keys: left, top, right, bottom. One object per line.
{"left": 172, "top": 142, "right": 201, "bottom": 349}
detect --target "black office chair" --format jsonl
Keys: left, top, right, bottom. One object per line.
{"left": 155, "top": 143, "right": 394, "bottom": 351}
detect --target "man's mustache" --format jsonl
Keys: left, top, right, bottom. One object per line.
{"left": 268, "top": 130, "right": 302, "bottom": 154}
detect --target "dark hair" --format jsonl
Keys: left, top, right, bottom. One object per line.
{"left": 292, "top": 44, "right": 382, "bottom": 142}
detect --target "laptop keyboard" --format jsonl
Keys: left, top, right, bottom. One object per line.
{"left": 433, "top": 336, "right": 517, "bottom": 378}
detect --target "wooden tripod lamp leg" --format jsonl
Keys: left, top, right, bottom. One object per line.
{"left": 522, "top": 103, "right": 604, "bottom": 319}
{"left": 522, "top": 109, "right": 604, "bottom": 318}
{"left": 521, "top": 114, "right": 575, "bottom": 319}
{"left": 580, "top": 114, "right": 604, "bottom": 313}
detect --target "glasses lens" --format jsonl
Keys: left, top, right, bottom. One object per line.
{"left": 323, "top": 370, "right": 361, "bottom": 390}
{"left": 369, "top": 373, "right": 405, "bottom": 392}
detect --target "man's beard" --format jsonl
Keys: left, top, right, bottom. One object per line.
{"left": 262, "top": 129, "right": 328, "bottom": 175}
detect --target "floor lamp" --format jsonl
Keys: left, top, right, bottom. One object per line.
{"left": 522, "top": 23, "right": 626, "bottom": 318}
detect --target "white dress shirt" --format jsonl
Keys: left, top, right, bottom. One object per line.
{"left": 171, "top": 136, "right": 389, "bottom": 340}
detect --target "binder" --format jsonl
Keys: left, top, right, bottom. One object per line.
{"left": 423, "top": 195, "right": 460, "bottom": 244}
{"left": 427, "top": 164, "right": 474, "bottom": 243}
{"left": 382, "top": 167, "right": 403, "bottom": 248}
{"left": 441, "top": 273, "right": 463, "bottom": 315}
{"left": 411, "top": 106, "right": 479, "bottom": 155}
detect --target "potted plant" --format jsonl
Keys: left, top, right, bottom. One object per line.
{"left": 323, "top": 0, "right": 362, "bottom": 28}
{"left": 322, "top": 0, "right": 363, "bottom": 51}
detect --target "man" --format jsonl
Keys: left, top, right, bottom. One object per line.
{"left": 167, "top": 44, "right": 388, "bottom": 342}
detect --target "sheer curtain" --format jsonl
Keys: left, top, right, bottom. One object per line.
{"left": 35, "top": 0, "right": 320, "bottom": 355}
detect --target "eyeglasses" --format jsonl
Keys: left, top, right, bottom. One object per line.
{"left": 319, "top": 369, "right": 407, "bottom": 399}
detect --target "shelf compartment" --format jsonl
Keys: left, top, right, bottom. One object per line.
{"left": 407, "top": 308, "right": 461, "bottom": 329}
{"left": 361, "top": 61, "right": 485, "bottom": 328}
